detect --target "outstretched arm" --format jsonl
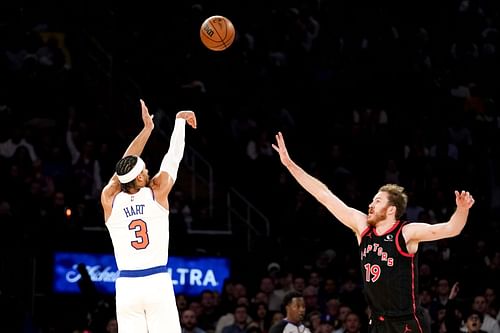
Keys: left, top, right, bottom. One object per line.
{"left": 403, "top": 191, "right": 475, "bottom": 252}
{"left": 150, "top": 110, "right": 197, "bottom": 207}
{"left": 121, "top": 99, "right": 155, "bottom": 160}
{"left": 272, "top": 131, "right": 367, "bottom": 237}
{"left": 101, "top": 99, "right": 154, "bottom": 212}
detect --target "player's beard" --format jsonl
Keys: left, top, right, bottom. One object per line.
{"left": 367, "top": 206, "right": 388, "bottom": 227}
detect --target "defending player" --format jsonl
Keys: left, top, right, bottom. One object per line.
{"left": 272, "top": 131, "right": 475, "bottom": 333}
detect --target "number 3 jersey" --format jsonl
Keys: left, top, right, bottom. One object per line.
{"left": 359, "top": 221, "right": 420, "bottom": 317}
{"left": 106, "top": 187, "right": 170, "bottom": 271}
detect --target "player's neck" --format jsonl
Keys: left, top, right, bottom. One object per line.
{"left": 284, "top": 317, "right": 301, "bottom": 325}
{"left": 375, "top": 218, "right": 398, "bottom": 234}
{"left": 125, "top": 187, "right": 141, "bottom": 195}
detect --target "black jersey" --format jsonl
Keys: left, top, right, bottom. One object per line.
{"left": 359, "top": 221, "right": 420, "bottom": 318}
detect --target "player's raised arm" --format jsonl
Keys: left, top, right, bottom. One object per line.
{"left": 101, "top": 99, "right": 154, "bottom": 208}
{"left": 272, "top": 131, "right": 367, "bottom": 237}
{"left": 403, "top": 190, "right": 475, "bottom": 252}
{"left": 121, "top": 99, "right": 155, "bottom": 159}
{"left": 150, "top": 110, "right": 197, "bottom": 205}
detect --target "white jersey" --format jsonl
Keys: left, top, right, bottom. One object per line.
{"left": 106, "top": 187, "right": 170, "bottom": 271}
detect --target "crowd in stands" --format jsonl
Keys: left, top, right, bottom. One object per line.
{"left": 1, "top": 0, "right": 500, "bottom": 332}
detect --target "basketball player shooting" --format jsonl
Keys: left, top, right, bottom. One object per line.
{"left": 272, "top": 131, "right": 475, "bottom": 333}
{"left": 100, "top": 99, "right": 196, "bottom": 333}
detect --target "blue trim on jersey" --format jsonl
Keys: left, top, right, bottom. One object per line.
{"left": 119, "top": 265, "right": 167, "bottom": 277}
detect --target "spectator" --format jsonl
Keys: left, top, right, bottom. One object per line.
{"left": 105, "top": 317, "right": 118, "bottom": 333}
{"left": 181, "top": 309, "right": 206, "bottom": 333}
{"left": 469, "top": 295, "right": 500, "bottom": 333}
{"left": 0, "top": 126, "right": 38, "bottom": 162}
{"left": 221, "top": 304, "right": 250, "bottom": 333}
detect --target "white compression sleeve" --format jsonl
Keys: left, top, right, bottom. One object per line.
{"left": 160, "top": 118, "right": 186, "bottom": 182}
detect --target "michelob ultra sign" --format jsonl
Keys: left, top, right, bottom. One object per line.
{"left": 53, "top": 252, "right": 231, "bottom": 296}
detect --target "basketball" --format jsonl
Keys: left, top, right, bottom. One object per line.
{"left": 200, "top": 15, "right": 235, "bottom": 51}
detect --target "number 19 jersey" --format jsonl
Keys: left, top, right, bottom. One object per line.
{"left": 359, "top": 221, "right": 419, "bottom": 317}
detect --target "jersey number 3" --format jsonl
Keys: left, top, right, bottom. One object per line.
{"left": 129, "top": 219, "right": 150, "bottom": 249}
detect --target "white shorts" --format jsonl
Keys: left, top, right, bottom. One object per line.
{"left": 115, "top": 272, "right": 180, "bottom": 333}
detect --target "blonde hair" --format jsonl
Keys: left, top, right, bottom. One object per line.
{"left": 378, "top": 184, "right": 408, "bottom": 219}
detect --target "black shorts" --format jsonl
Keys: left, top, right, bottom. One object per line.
{"left": 368, "top": 312, "right": 429, "bottom": 333}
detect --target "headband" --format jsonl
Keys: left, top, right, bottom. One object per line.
{"left": 117, "top": 156, "right": 145, "bottom": 183}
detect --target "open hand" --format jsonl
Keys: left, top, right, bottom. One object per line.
{"left": 455, "top": 190, "right": 474, "bottom": 209}
{"left": 140, "top": 99, "right": 154, "bottom": 130}
{"left": 449, "top": 282, "right": 459, "bottom": 300}
{"left": 272, "top": 131, "right": 292, "bottom": 167}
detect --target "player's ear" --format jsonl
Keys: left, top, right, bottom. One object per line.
{"left": 136, "top": 173, "right": 145, "bottom": 183}
{"left": 388, "top": 205, "right": 397, "bottom": 216}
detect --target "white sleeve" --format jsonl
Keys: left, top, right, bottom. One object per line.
{"left": 160, "top": 118, "right": 186, "bottom": 182}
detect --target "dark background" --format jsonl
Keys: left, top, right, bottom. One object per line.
{"left": 1, "top": 0, "right": 499, "bottom": 332}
